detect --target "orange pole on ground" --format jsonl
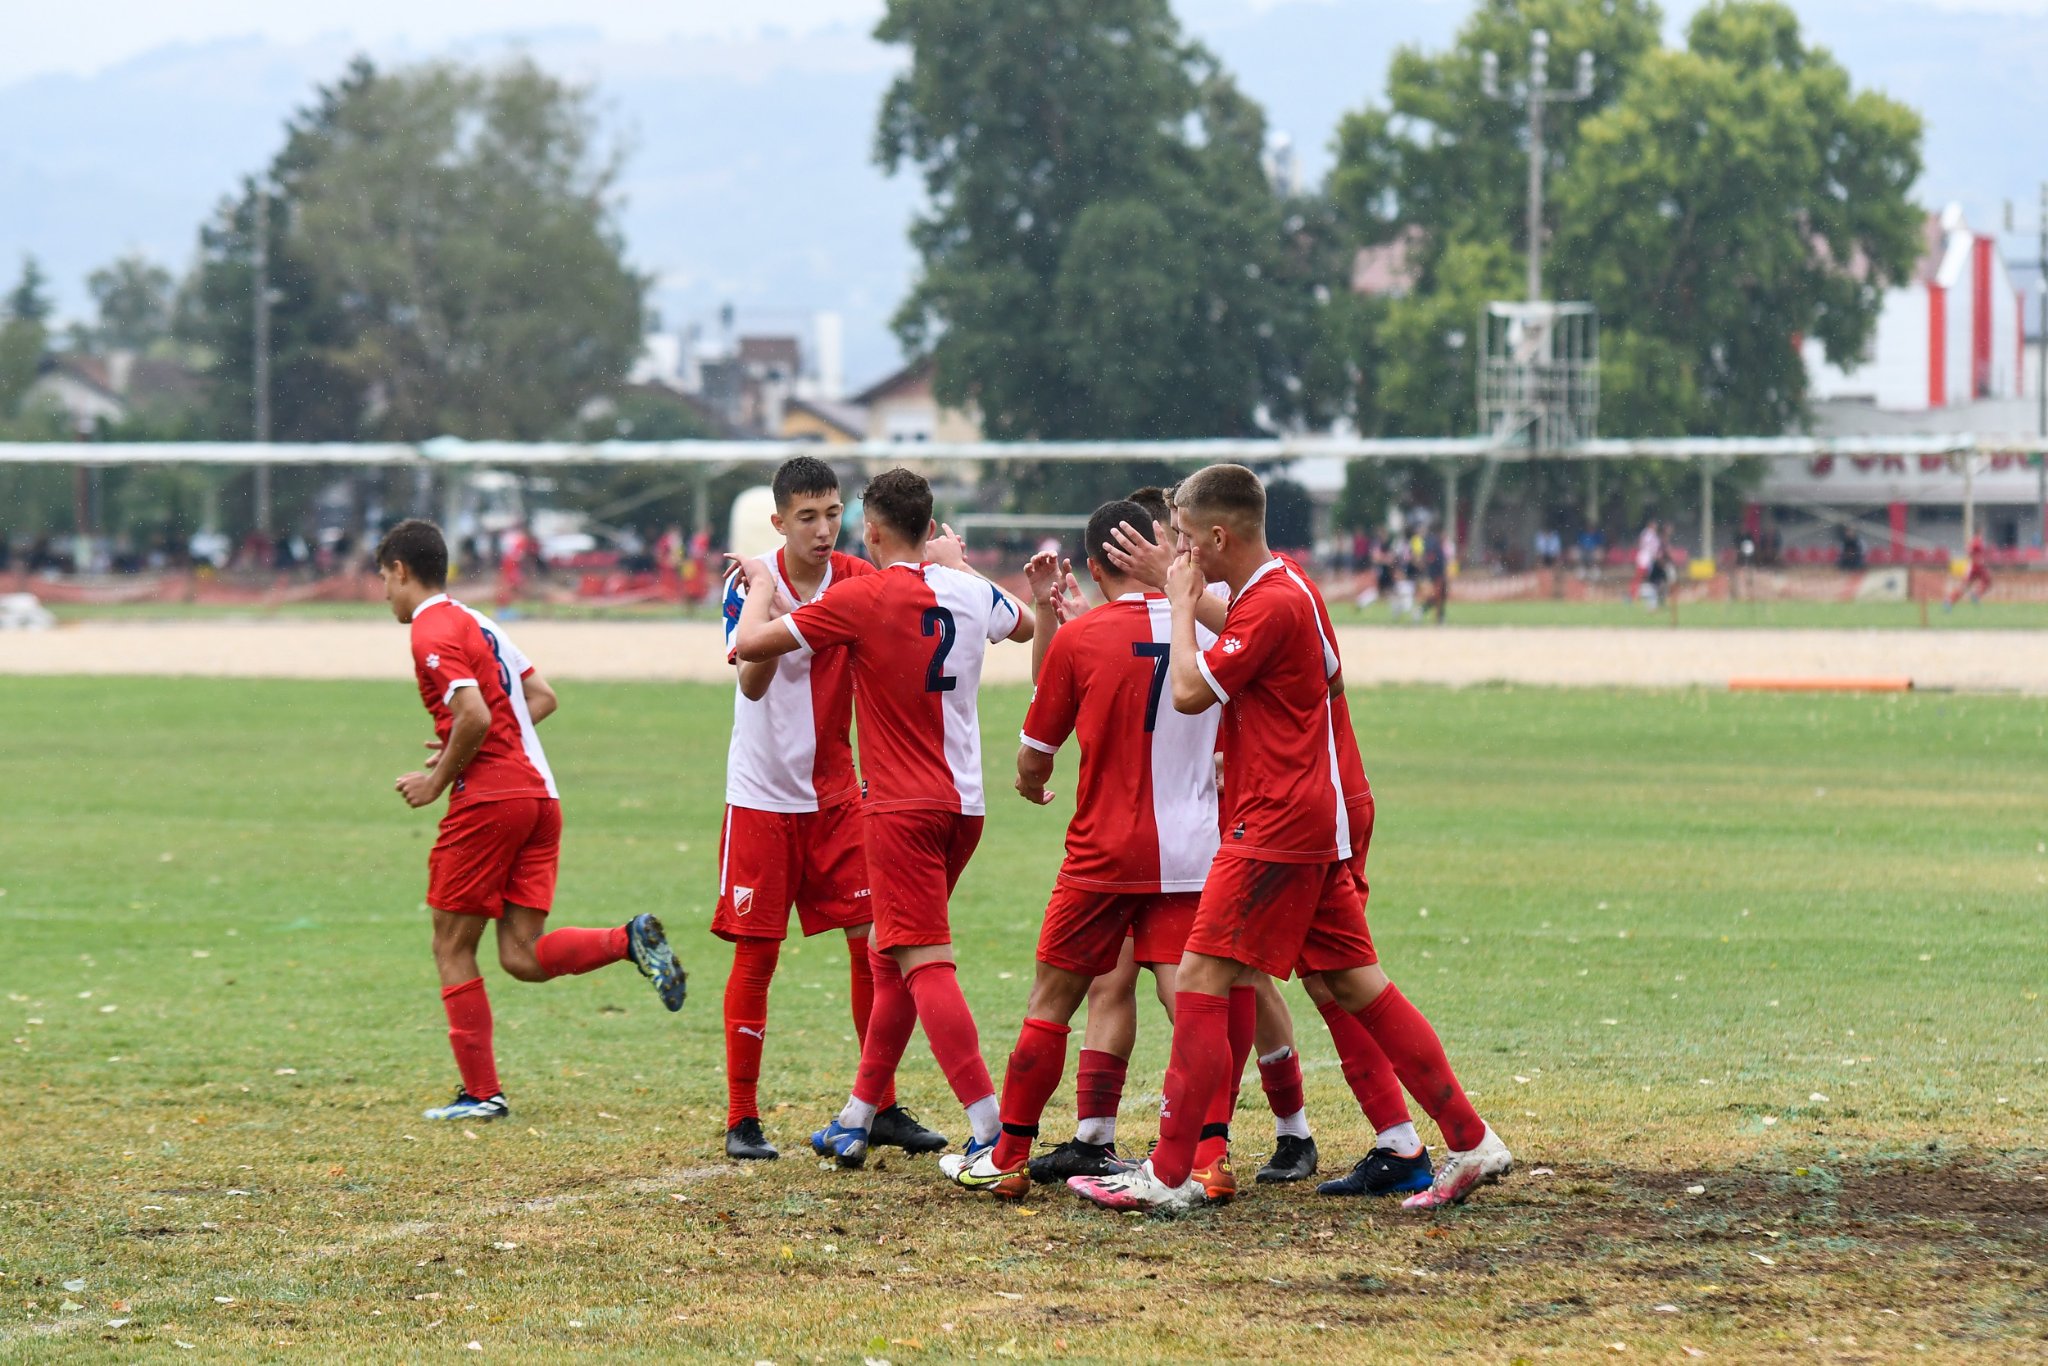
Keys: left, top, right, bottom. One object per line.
{"left": 1727, "top": 678, "right": 1914, "bottom": 693}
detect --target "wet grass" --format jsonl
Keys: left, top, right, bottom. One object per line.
{"left": 2, "top": 679, "right": 2044, "bottom": 1360}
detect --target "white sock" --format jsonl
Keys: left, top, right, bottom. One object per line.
{"left": 1275, "top": 1108, "right": 1311, "bottom": 1140}
{"left": 1376, "top": 1121, "right": 1422, "bottom": 1155}
{"left": 1075, "top": 1116, "right": 1117, "bottom": 1146}
{"left": 836, "top": 1096, "right": 879, "bottom": 1131}
{"left": 965, "top": 1094, "right": 1000, "bottom": 1146}
{"left": 1257, "top": 1045, "right": 1294, "bottom": 1066}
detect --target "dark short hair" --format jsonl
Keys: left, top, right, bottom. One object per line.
{"left": 376, "top": 518, "right": 449, "bottom": 589}
{"left": 862, "top": 467, "right": 933, "bottom": 544}
{"left": 772, "top": 455, "right": 841, "bottom": 509}
{"left": 1086, "top": 499, "right": 1155, "bottom": 576}
{"left": 1174, "top": 464, "right": 1265, "bottom": 540}
{"left": 1125, "top": 485, "right": 1170, "bottom": 530}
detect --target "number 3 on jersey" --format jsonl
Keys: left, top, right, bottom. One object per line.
{"left": 921, "top": 606, "right": 958, "bottom": 692}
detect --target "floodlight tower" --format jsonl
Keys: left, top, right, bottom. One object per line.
{"left": 1481, "top": 31, "right": 1594, "bottom": 306}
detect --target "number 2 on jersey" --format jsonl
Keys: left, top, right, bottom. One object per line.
{"left": 1132, "top": 641, "right": 1170, "bottom": 732}
{"left": 921, "top": 606, "right": 958, "bottom": 692}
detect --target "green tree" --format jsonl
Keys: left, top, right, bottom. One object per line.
{"left": 877, "top": 0, "right": 1306, "bottom": 441}
{"left": 85, "top": 254, "right": 176, "bottom": 352}
{"left": 183, "top": 56, "right": 647, "bottom": 446}
{"left": 0, "top": 257, "right": 51, "bottom": 416}
{"left": 6, "top": 255, "right": 53, "bottom": 325}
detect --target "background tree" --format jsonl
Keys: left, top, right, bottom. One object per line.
{"left": 0, "top": 256, "right": 53, "bottom": 418}
{"left": 83, "top": 254, "right": 175, "bottom": 353}
{"left": 877, "top": 0, "right": 1308, "bottom": 450}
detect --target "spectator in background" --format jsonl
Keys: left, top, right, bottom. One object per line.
{"left": 1535, "top": 527, "right": 1561, "bottom": 569}
{"left": 1630, "top": 517, "right": 1661, "bottom": 605}
{"left": 1576, "top": 525, "right": 1604, "bottom": 582}
{"left": 1422, "top": 527, "right": 1449, "bottom": 624}
{"left": 1837, "top": 524, "right": 1866, "bottom": 572}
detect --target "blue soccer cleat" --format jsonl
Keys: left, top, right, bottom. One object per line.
{"left": 1317, "top": 1145, "right": 1435, "bottom": 1197}
{"left": 423, "top": 1089, "right": 509, "bottom": 1122}
{"left": 810, "top": 1118, "right": 871, "bottom": 1169}
{"left": 626, "top": 914, "right": 687, "bottom": 1011}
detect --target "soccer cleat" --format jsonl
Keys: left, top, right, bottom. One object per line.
{"left": 1402, "top": 1126, "right": 1513, "bottom": 1210}
{"left": 1317, "top": 1146, "right": 1434, "bottom": 1197}
{"left": 869, "top": 1103, "right": 949, "bottom": 1154}
{"left": 626, "top": 913, "right": 688, "bottom": 1011}
{"left": 939, "top": 1146, "right": 1031, "bottom": 1200}
{"left": 724, "top": 1117, "right": 778, "bottom": 1161}
{"left": 1027, "top": 1139, "right": 1127, "bottom": 1184}
{"left": 810, "top": 1118, "right": 870, "bottom": 1169}
{"left": 1189, "top": 1155, "right": 1237, "bottom": 1204}
{"left": 423, "top": 1089, "right": 509, "bottom": 1122}
{"left": 1256, "top": 1134, "right": 1320, "bottom": 1184}
{"left": 1068, "top": 1158, "right": 1209, "bottom": 1213}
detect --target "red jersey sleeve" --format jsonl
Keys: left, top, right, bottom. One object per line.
{"left": 1020, "top": 625, "right": 1081, "bottom": 754}
{"left": 413, "top": 613, "right": 481, "bottom": 706}
{"left": 785, "top": 572, "right": 876, "bottom": 657}
{"left": 1197, "top": 586, "right": 1290, "bottom": 705}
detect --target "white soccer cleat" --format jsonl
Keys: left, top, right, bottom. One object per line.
{"left": 1067, "top": 1158, "right": 1207, "bottom": 1213}
{"left": 1401, "top": 1125, "right": 1512, "bottom": 1210}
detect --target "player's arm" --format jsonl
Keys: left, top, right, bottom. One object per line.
{"left": 732, "top": 558, "right": 806, "bottom": 662}
{"left": 523, "top": 668, "right": 559, "bottom": 723}
{"left": 397, "top": 686, "right": 489, "bottom": 808}
{"left": 1166, "top": 551, "right": 1223, "bottom": 715}
{"left": 1022, "top": 550, "right": 1064, "bottom": 682}
{"left": 1108, "top": 520, "right": 1227, "bottom": 632}
{"left": 931, "top": 523, "right": 1033, "bottom": 642}
{"left": 1014, "top": 744, "right": 1057, "bottom": 806}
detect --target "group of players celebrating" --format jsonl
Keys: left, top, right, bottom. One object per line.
{"left": 376, "top": 455, "right": 1511, "bottom": 1214}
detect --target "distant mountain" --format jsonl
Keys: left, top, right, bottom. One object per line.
{"left": 0, "top": 1, "right": 2041, "bottom": 390}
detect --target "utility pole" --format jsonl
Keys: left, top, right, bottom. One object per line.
{"left": 2004, "top": 185, "right": 2048, "bottom": 545}
{"left": 1482, "top": 32, "right": 1594, "bottom": 304}
{"left": 252, "top": 184, "right": 274, "bottom": 537}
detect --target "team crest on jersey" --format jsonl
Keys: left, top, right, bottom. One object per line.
{"left": 425, "top": 652, "right": 440, "bottom": 669}
{"left": 733, "top": 886, "right": 755, "bottom": 915}
{"left": 1220, "top": 636, "right": 1244, "bottom": 654}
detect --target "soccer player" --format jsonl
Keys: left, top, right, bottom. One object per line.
{"left": 1945, "top": 531, "right": 1992, "bottom": 609}
{"left": 733, "top": 468, "right": 1032, "bottom": 1168}
{"left": 938, "top": 500, "right": 1219, "bottom": 1200}
{"left": 714, "top": 456, "right": 946, "bottom": 1161}
{"left": 1069, "top": 466, "right": 1511, "bottom": 1213}
{"left": 377, "top": 519, "right": 687, "bottom": 1124}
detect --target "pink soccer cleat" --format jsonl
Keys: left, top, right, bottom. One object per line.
{"left": 1068, "top": 1159, "right": 1208, "bottom": 1213}
{"left": 1401, "top": 1125, "right": 1513, "bottom": 1210}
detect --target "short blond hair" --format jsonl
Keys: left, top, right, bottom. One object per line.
{"left": 1173, "top": 464, "right": 1265, "bottom": 541}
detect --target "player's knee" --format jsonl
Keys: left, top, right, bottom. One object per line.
{"left": 1299, "top": 972, "right": 1336, "bottom": 1007}
{"left": 498, "top": 946, "right": 548, "bottom": 983}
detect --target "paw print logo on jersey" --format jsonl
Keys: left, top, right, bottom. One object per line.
{"left": 425, "top": 652, "right": 440, "bottom": 669}
{"left": 1220, "top": 636, "right": 1244, "bottom": 655}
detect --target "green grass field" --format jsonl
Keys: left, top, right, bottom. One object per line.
{"left": 3, "top": 678, "right": 2044, "bottom": 1360}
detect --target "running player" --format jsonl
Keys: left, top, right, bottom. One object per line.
{"left": 733, "top": 468, "right": 1032, "bottom": 1168}
{"left": 377, "top": 519, "right": 686, "bottom": 1123}
{"left": 714, "top": 456, "right": 946, "bottom": 1161}
{"left": 1945, "top": 531, "right": 1992, "bottom": 609}
{"left": 1069, "top": 466, "right": 1511, "bottom": 1212}
{"left": 939, "top": 500, "right": 1218, "bottom": 1200}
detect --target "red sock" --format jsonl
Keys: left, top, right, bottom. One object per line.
{"left": 1258, "top": 1047, "right": 1306, "bottom": 1120}
{"left": 722, "top": 938, "right": 778, "bottom": 1128}
{"left": 440, "top": 977, "right": 500, "bottom": 1100}
{"left": 846, "top": 940, "right": 895, "bottom": 1110}
{"left": 1075, "top": 1049, "right": 1127, "bottom": 1134}
{"left": 1194, "top": 985, "right": 1255, "bottom": 1168}
{"left": 903, "top": 960, "right": 994, "bottom": 1108}
{"left": 1355, "top": 985, "right": 1485, "bottom": 1151}
{"left": 992, "top": 1018, "right": 1070, "bottom": 1169}
{"left": 533, "top": 924, "right": 630, "bottom": 978}
{"left": 852, "top": 945, "right": 919, "bottom": 1108}
{"left": 1153, "top": 991, "right": 1231, "bottom": 1188}
{"left": 1318, "top": 997, "right": 1412, "bottom": 1133}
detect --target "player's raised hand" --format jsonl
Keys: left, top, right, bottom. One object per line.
{"left": 1022, "top": 549, "right": 1062, "bottom": 607}
{"left": 928, "top": 522, "right": 969, "bottom": 570}
{"left": 1051, "top": 559, "right": 1091, "bottom": 624}
{"left": 1165, "top": 547, "right": 1204, "bottom": 608}
{"left": 1106, "top": 521, "right": 1173, "bottom": 589}
{"left": 394, "top": 770, "right": 443, "bottom": 808}
{"left": 1014, "top": 770, "right": 1056, "bottom": 805}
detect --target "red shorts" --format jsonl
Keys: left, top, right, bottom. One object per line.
{"left": 712, "top": 801, "right": 872, "bottom": 942}
{"left": 1038, "top": 886, "right": 1199, "bottom": 977}
{"left": 863, "top": 808, "right": 984, "bottom": 951}
{"left": 1346, "top": 796, "right": 1376, "bottom": 902}
{"left": 427, "top": 797, "right": 561, "bottom": 919}
{"left": 1184, "top": 852, "right": 1377, "bottom": 980}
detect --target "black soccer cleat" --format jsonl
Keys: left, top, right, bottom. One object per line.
{"left": 1256, "top": 1134, "right": 1320, "bottom": 1183}
{"left": 725, "top": 1117, "right": 779, "bottom": 1161}
{"left": 626, "top": 913, "right": 688, "bottom": 1011}
{"left": 868, "top": 1104, "right": 948, "bottom": 1154}
{"left": 1026, "top": 1138, "right": 1127, "bottom": 1184}
{"left": 1317, "top": 1145, "right": 1434, "bottom": 1197}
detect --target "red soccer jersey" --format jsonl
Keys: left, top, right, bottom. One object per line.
{"left": 784, "top": 561, "right": 1021, "bottom": 816}
{"left": 1021, "top": 593, "right": 1221, "bottom": 893}
{"left": 721, "top": 549, "right": 874, "bottom": 812}
{"left": 1195, "top": 559, "right": 1351, "bottom": 863}
{"left": 409, "top": 594, "right": 557, "bottom": 809}
{"left": 1276, "top": 552, "right": 1370, "bottom": 805}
